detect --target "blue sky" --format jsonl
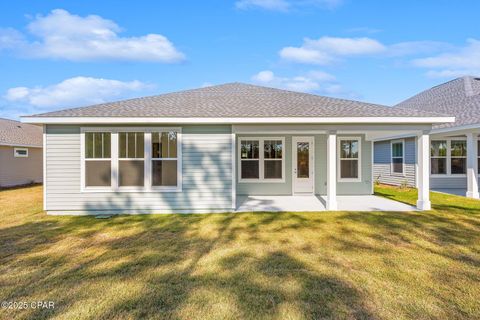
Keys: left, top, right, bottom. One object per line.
{"left": 0, "top": 0, "right": 479, "bottom": 119}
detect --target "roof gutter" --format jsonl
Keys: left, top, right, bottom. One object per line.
{"left": 21, "top": 116, "right": 455, "bottom": 125}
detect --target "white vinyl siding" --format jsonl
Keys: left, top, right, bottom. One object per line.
{"left": 45, "top": 125, "right": 233, "bottom": 213}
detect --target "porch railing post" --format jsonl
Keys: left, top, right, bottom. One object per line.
{"left": 466, "top": 132, "right": 479, "bottom": 199}
{"left": 417, "top": 131, "right": 431, "bottom": 210}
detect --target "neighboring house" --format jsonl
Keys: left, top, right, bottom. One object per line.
{"left": 373, "top": 76, "right": 480, "bottom": 198}
{"left": 0, "top": 118, "right": 43, "bottom": 187}
{"left": 22, "top": 83, "right": 454, "bottom": 214}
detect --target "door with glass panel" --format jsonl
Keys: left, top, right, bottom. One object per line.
{"left": 292, "top": 137, "right": 314, "bottom": 194}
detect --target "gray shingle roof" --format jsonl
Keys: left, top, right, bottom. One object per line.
{"left": 0, "top": 118, "right": 42, "bottom": 147}
{"left": 395, "top": 76, "right": 480, "bottom": 129}
{"left": 26, "top": 82, "right": 447, "bottom": 119}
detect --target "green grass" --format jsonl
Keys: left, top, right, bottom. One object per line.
{"left": 0, "top": 185, "right": 479, "bottom": 319}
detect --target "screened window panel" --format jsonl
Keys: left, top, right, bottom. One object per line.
{"left": 85, "top": 161, "right": 111, "bottom": 186}
{"left": 241, "top": 140, "right": 259, "bottom": 159}
{"left": 431, "top": 158, "right": 447, "bottom": 174}
{"left": 392, "top": 158, "right": 403, "bottom": 173}
{"left": 152, "top": 160, "right": 177, "bottom": 186}
{"left": 119, "top": 160, "right": 144, "bottom": 187}
{"left": 340, "top": 160, "right": 358, "bottom": 179}
{"left": 265, "top": 160, "right": 282, "bottom": 179}
{"left": 241, "top": 160, "right": 259, "bottom": 179}
{"left": 264, "top": 140, "right": 282, "bottom": 159}
{"left": 431, "top": 141, "right": 447, "bottom": 157}
{"left": 86, "top": 132, "right": 94, "bottom": 158}
{"left": 451, "top": 158, "right": 466, "bottom": 174}
{"left": 340, "top": 140, "right": 359, "bottom": 159}
{"left": 451, "top": 140, "right": 467, "bottom": 157}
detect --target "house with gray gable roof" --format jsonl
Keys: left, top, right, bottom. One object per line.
{"left": 373, "top": 76, "right": 480, "bottom": 198}
{"left": 0, "top": 118, "right": 43, "bottom": 187}
{"left": 22, "top": 83, "right": 454, "bottom": 214}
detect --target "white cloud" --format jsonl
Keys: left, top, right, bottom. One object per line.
{"left": 412, "top": 39, "right": 480, "bottom": 77}
{"left": 251, "top": 69, "right": 338, "bottom": 93}
{"left": 280, "top": 36, "right": 386, "bottom": 64}
{"left": 235, "top": 0, "right": 342, "bottom": 11}
{"left": 4, "top": 76, "right": 151, "bottom": 111}
{"left": 0, "top": 9, "right": 184, "bottom": 62}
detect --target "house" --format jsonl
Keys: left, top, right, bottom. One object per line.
{"left": 21, "top": 83, "right": 454, "bottom": 215}
{"left": 0, "top": 118, "right": 43, "bottom": 187}
{"left": 373, "top": 76, "right": 480, "bottom": 198}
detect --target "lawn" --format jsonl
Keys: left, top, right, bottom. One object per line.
{"left": 0, "top": 185, "right": 479, "bottom": 320}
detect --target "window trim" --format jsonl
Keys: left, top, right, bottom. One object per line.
{"left": 13, "top": 147, "right": 28, "bottom": 158}
{"left": 238, "top": 137, "right": 285, "bottom": 183}
{"left": 337, "top": 136, "right": 362, "bottom": 183}
{"left": 80, "top": 127, "right": 182, "bottom": 193}
{"left": 390, "top": 139, "right": 405, "bottom": 176}
{"left": 430, "top": 137, "right": 467, "bottom": 177}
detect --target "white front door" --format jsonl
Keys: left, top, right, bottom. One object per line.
{"left": 292, "top": 137, "right": 314, "bottom": 194}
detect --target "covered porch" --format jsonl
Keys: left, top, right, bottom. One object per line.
{"left": 236, "top": 195, "right": 417, "bottom": 212}
{"left": 233, "top": 124, "right": 434, "bottom": 211}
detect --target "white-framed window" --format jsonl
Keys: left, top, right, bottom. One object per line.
{"left": 238, "top": 137, "right": 285, "bottom": 182}
{"left": 431, "top": 138, "right": 467, "bottom": 176}
{"left": 391, "top": 140, "right": 405, "bottom": 175}
{"left": 81, "top": 127, "right": 182, "bottom": 192}
{"left": 84, "top": 132, "right": 112, "bottom": 188}
{"left": 338, "top": 137, "right": 361, "bottom": 182}
{"left": 430, "top": 140, "right": 447, "bottom": 175}
{"left": 151, "top": 131, "right": 179, "bottom": 189}
{"left": 14, "top": 147, "right": 29, "bottom": 158}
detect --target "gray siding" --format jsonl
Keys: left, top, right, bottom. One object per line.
{"left": 430, "top": 177, "right": 467, "bottom": 189}
{"left": 237, "top": 134, "right": 372, "bottom": 196}
{"left": 45, "top": 125, "right": 233, "bottom": 213}
{"left": 373, "top": 138, "right": 416, "bottom": 187}
{"left": 0, "top": 146, "right": 43, "bottom": 187}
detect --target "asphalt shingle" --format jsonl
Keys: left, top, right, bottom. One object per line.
{"left": 26, "top": 82, "right": 447, "bottom": 119}
{"left": 395, "top": 76, "right": 480, "bottom": 129}
{"left": 0, "top": 118, "right": 42, "bottom": 147}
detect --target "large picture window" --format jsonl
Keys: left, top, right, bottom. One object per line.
{"left": 239, "top": 137, "right": 284, "bottom": 182}
{"left": 118, "top": 132, "right": 145, "bottom": 187}
{"left": 85, "top": 132, "right": 111, "bottom": 187}
{"left": 151, "top": 132, "right": 178, "bottom": 187}
{"left": 82, "top": 128, "right": 181, "bottom": 192}
{"left": 391, "top": 140, "right": 404, "bottom": 174}
{"left": 338, "top": 138, "right": 361, "bottom": 181}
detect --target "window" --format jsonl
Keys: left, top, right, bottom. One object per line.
{"left": 391, "top": 140, "right": 404, "bottom": 174}
{"left": 239, "top": 137, "right": 284, "bottom": 182}
{"left": 264, "top": 140, "right": 283, "bottom": 179}
{"left": 338, "top": 138, "right": 361, "bottom": 181}
{"left": 431, "top": 140, "right": 447, "bottom": 175}
{"left": 450, "top": 140, "right": 466, "bottom": 174}
{"left": 431, "top": 139, "right": 467, "bottom": 175}
{"left": 14, "top": 147, "right": 28, "bottom": 158}
{"left": 85, "top": 132, "right": 111, "bottom": 187}
{"left": 151, "top": 132, "right": 178, "bottom": 187}
{"left": 81, "top": 128, "right": 181, "bottom": 192}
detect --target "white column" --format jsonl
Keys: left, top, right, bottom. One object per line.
{"left": 326, "top": 131, "right": 337, "bottom": 210}
{"left": 466, "top": 133, "right": 479, "bottom": 198}
{"left": 417, "top": 132, "right": 431, "bottom": 210}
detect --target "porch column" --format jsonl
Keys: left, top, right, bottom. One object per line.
{"left": 417, "top": 132, "right": 431, "bottom": 210}
{"left": 466, "top": 133, "right": 479, "bottom": 199}
{"left": 326, "top": 131, "right": 337, "bottom": 210}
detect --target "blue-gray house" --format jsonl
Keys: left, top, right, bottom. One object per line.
{"left": 373, "top": 76, "right": 480, "bottom": 199}
{"left": 22, "top": 83, "right": 455, "bottom": 214}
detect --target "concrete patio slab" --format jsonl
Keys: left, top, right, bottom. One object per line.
{"left": 236, "top": 195, "right": 417, "bottom": 212}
